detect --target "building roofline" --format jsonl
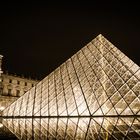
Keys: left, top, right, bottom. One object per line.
{"left": 2, "top": 72, "right": 39, "bottom": 82}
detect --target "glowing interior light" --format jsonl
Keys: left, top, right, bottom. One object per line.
{"left": 118, "top": 120, "right": 122, "bottom": 124}
{"left": 124, "top": 108, "right": 131, "bottom": 114}
{"left": 0, "top": 106, "right": 5, "bottom": 111}
{"left": 97, "top": 118, "right": 103, "bottom": 124}
{"left": 0, "top": 123, "right": 3, "bottom": 128}
{"left": 73, "top": 87, "right": 79, "bottom": 92}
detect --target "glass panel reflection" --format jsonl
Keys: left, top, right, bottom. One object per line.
{"left": 2, "top": 117, "right": 140, "bottom": 140}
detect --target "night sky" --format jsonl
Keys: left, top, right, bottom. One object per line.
{"left": 0, "top": 2, "right": 140, "bottom": 80}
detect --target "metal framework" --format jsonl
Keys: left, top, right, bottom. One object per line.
{"left": 2, "top": 34, "right": 140, "bottom": 139}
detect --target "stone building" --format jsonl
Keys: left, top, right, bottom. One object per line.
{"left": 0, "top": 55, "right": 38, "bottom": 113}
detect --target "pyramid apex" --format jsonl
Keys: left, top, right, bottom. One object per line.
{"left": 97, "top": 34, "right": 104, "bottom": 37}
{"left": 91, "top": 34, "right": 106, "bottom": 43}
{"left": 92, "top": 34, "right": 106, "bottom": 41}
{"left": 98, "top": 33, "right": 103, "bottom": 36}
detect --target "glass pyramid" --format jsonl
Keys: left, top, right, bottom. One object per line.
{"left": 2, "top": 34, "right": 140, "bottom": 139}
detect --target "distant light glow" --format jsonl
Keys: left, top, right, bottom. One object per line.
{"left": 0, "top": 106, "right": 5, "bottom": 111}
{"left": 0, "top": 123, "right": 3, "bottom": 128}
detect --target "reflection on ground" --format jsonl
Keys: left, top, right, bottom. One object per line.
{"left": 1, "top": 117, "right": 140, "bottom": 140}
{"left": 0, "top": 121, "right": 17, "bottom": 139}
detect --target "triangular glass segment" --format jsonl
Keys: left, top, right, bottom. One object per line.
{"left": 121, "top": 106, "right": 133, "bottom": 115}
{"left": 1, "top": 34, "right": 140, "bottom": 139}
{"left": 106, "top": 107, "right": 118, "bottom": 116}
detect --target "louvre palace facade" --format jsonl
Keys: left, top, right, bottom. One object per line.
{"left": 0, "top": 55, "right": 38, "bottom": 114}
{"left": 1, "top": 34, "right": 140, "bottom": 139}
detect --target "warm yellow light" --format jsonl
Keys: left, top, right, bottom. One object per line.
{"left": 0, "top": 106, "right": 5, "bottom": 111}
{"left": 0, "top": 123, "right": 3, "bottom": 128}
{"left": 118, "top": 120, "right": 122, "bottom": 124}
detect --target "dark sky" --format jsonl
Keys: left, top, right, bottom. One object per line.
{"left": 0, "top": 2, "right": 140, "bottom": 80}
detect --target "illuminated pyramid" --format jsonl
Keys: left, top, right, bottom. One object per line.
{"left": 2, "top": 34, "right": 140, "bottom": 139}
